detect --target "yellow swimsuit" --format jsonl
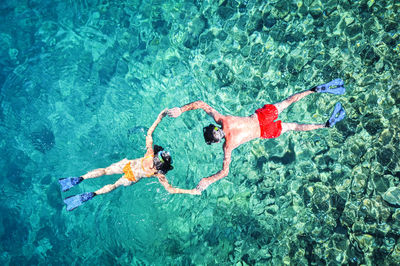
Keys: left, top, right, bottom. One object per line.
{"left": 123, "top": 155, "right": 154, "bottom": 182}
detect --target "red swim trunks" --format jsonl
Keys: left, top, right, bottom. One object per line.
{"left": 255, "top": 104, "right": 282, "bottom": 139}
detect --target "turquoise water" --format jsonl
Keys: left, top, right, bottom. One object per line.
{"left": 1, "top": 0, "right": 400, "bottom": 264}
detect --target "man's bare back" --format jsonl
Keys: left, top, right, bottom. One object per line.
{"left": 222, "top": 115, "right": 261, "bottom": 150}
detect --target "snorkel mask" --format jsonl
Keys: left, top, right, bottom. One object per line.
{"left": 203, "top": 124, "right": 224, "bottom": 145}
{"left": 157, "top": 150, "right": 172, "bottom": 164}
{"left": 213, "top": 126, "right": 225, "bottom": 141}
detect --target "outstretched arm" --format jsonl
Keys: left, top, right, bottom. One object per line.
{"left": 196, "top": 148, "right": 232, "bottom": 193}
{"left": 156, "top": 174, "right": 201, "bottom": 195}
{"left": 167, "top": 100, "right": 224, "bottom": 124}
{"left": 145, "top": 108, "right": 167, "bottom": 154}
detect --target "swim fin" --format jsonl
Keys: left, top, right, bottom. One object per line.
{"left": 63, "top": 192, "right": 95, "bottom": 211}
{"left": 312, "top": 78, "right": 346, "bottom": 95}
{"left": 58, "top": 176, "right": 83, "bottom": 192}
{"left": 326, "top": 102, "right": 346, "bottom": 127}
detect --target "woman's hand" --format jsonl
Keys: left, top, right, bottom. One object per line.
{"left": 167, "top": 107, "right": 182, "bottom": 118}
{"left": 159, "top": 108, "right": 168, "bottom": 118}
{"left": 190, "top": 189, "right": 202, "bottom": 195}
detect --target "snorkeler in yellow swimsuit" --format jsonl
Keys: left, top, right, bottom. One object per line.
{"left": 59, "top": 109, "right": 200, "bottom": 211}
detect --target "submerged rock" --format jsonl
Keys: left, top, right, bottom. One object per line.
{"left": 217, "top": 6, "right": 235, "bottom": 20}
{"left": 391, "top": 210, "right": 400, "bottom": 235}
{"left": 351, "top": 173, "right": 367, "bottom": 195}
{"left": 309, "top": 1, "right": 323, "bottom": 18}
{"left": 354, "top": 234, "right": 374, "bottom": 254}
{"left": 379, "top": 129, "right": 394, "bottom": 145}
{"left": 371, "top": 175, "right": 391, "bottom": 194}
{"left": 390, "top": 86, "right": 400, "bottom": 104}
{"left": 390, "top": 243, "right": 400, "bottom": 264}
{"left": 380, "top": 237, "right": 396, "bottom": 255}
{"left": 214, "top": 62, "right": 234, "bottom": 86}
{"left": 377, "top": 147, "right": 393, "bottom": 166}
{"left": 364, "top": 118, "right": 384, "bottom": 136}
{"left": 383, "top": 187, "right": 400, "bottom": 206}
{"left": 359, "top": 198, "right": 391, "bottom": 225}
{"left": 30, "top": 126, "right": 55, "bottom": 153}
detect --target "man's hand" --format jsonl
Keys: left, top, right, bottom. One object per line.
{"left": 196, "top": 178, "right": 212, "bottom": 192}
{"left": 167, "top": 107, "right": 182, "bottom": 118}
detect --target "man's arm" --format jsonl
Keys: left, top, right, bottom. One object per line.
{"left": 167, "top": 100, "right": 224, "bottom": 123}
{"left": 196, "top": 148, "right": 232, "bottom": 192}
{"left": 145, "top": 109, "right": 167, "bottom": 153}
{"left": 156, "top": 174, "right": 201, "bottom": 195}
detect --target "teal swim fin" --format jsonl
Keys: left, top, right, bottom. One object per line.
{"left": 63, "top": 192, "right": 95, "bottom": 211}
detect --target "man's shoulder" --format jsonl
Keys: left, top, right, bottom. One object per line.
{"left": 223, "top": 114, "right": 246, "bottom": 124}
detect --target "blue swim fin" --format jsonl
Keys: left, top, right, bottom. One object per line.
{"left": 312, "top": 78, "right": 346, "bottom": 95}
{"left": 63, "top": 192, "right": 95, "bottom": 211}
{"left": 58, "top": 177, "right": 83, "bottom": 192}
{"left": 326, "top": 102, "right": 346, "bottom": 127}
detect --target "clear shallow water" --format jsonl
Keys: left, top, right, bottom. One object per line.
{"left": 1, "top": 0, "right": 400, "bottom": 265}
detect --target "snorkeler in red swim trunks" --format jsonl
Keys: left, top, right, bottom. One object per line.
{"left": 167, "top": 79, "right": 347, "bottom": 194}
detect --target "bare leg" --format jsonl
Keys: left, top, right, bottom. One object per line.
{"left": 82, "top": 168, "right": 107, "bottom": 179}
{"left": 281, "top": 122, "right": 326, "bottom": 135}
{"left": 82, "top": 159, "right": 129, "bottom": 180}
{"left": 274, "top": 90, "right": 314, "bottom": 114}
{"left": 95, "top": 176, "right": 133, "bottom": 195}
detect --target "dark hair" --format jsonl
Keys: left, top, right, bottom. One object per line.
{"left": 203, "top": 124, "right": 220, "bottom": 145}
{"left": 153, "top": 145, "right": 173, "bottom": 174}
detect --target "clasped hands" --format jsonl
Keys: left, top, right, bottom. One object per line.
{"left": 158, "top": 107, "right": 181, "bottom": 119}
{"left": 166, "top": 107, "right": 182, "bottom": 118}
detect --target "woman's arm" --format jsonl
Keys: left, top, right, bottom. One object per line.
{"left": 145, "top": 109, "right": 167, "bottom": 154}
{"left": 167, "top": 101, "right": 224, "bottom": 124}
{"left": 156, "top": 174, "right": 201, "bottom": 195}
{"left": 196, "top": 148, "right": 232, "bottom": 192}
